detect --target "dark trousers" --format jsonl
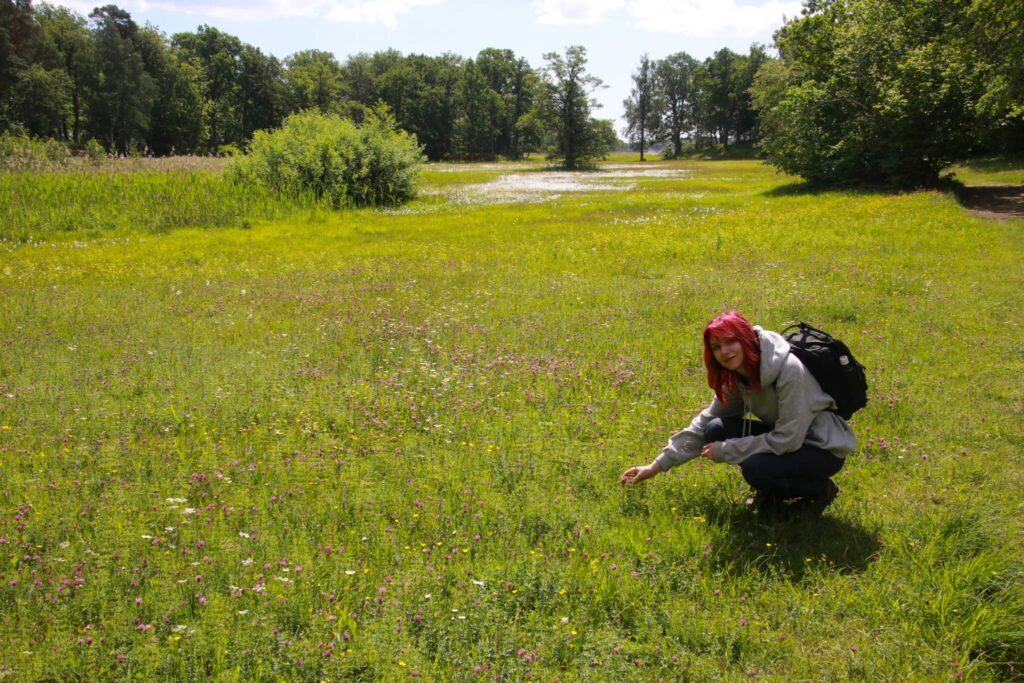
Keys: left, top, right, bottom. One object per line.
{"left": 703, "top": 416, "right": 844, "bottom": 500}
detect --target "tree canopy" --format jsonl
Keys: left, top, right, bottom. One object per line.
{"left": 538, "top": 45, "right": 613, "bottom": 168}
{"left": 0, "top": 2, "right": 590, "bottom": 162}
{"left": 623, "top": 53, "right": 659, "bottom": 160}
{"left": 6, "top": 0, "right": 1021, "bottom": 180}
{"left": 752, "top": 0, "right": 1024, "bottom": 186}
{"left": 622, "top": 46, "right": 770, "bottom": 158}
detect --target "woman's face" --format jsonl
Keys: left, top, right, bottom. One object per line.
{"left": 710, "top": 336, "right": 745, "bottom": 373}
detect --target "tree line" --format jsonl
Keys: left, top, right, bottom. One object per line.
{"left": 623, "top": 0, "right": 1023, "bottom": 183}
{"left": 0, "top": 1, "right": 614, "bottom": 164}
{"left": 5, "top": 0, "right": 1022, "bottom": 183}
{"left": 622, "top": 45, "right": 769, "bottom": 160}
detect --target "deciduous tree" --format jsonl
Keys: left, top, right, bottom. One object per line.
{"left": 1, "top": 0, "right": 56, "bottom": 132}
{"left": 284, "top": 49, "right": 345, "bottom": 114}
{"left": 173, "top": 25, "right": 243, "bottom": 154}
{"left": 754, "top": 0, "right": 993, "bottom": 185}
{"left": 475, "top": 48, "right": 538, "bottom": 159}
{"left": 11, "top": 61, "right": 69, "bottom": 137}
{"left": 36, "top": 3, "right": 92, "bottom": 143}
{"left": 538, "top": 45, "right": 609, "bottom": 168}
{"left": 238, "top": 45, "right": 284, "bottom": 141}
{"left": 623, "top": 53, "right": 660, "bottom": 160}
{"left": 654, "top": 52, "right": 699, "bottom": 158}
{"left": 87, "top": 5, "right": 155, "bottom": 152}
{"left": 456, "top": 58, "right": 501, "bottom": 158}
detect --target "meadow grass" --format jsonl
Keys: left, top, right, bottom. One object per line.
{"left": 0, "top": 161, "right": 295, "bottom": 242}
{"left": 0, "top": 157, "right": 1022, "bottom": 681}
{"left": 948, "top": 156, "right": 1024, "bottom": 186}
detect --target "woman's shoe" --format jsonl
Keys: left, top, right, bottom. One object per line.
{"left": 804, "top": 480, "right": 839, "bottom": 517}
{"left": 745, "top": 490, "right": 784, "bottom": 516}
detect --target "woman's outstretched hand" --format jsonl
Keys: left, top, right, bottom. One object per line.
{"left": 620, "top": 462, "right": 661, "bottom": 486}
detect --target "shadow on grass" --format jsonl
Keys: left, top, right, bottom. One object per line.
{"left": 706, "top": 503, "right": 880, "bottom": 580}
{"left": 954, "top": 183, "right": 1024, "bottom": 220}
{"left": 683, "top": 146, "right": 761, "bottom": 162}
{"left": 765, "top": 174, "right": 1024, "bottom": 220}
{"left": 761, "top": 180, "right": 899, "bottom": 198}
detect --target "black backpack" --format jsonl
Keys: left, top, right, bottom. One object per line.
{"left": 782, "top": 322, "right": 868, "bottom": 420}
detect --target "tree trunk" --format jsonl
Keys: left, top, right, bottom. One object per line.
{"left": 72, "top": 92, "right": 81, "bottom": 146}
{"left": 210, "top": 112, "right": 219, "bottom": 156}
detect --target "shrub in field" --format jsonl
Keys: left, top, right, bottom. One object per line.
{"left": 229, "top": 109, "right": 424, "bottom": 208}
{"left": 83, "top": 138, "right": 106, "bottom": 163}
{"left": 0, "top": 131, "right": 74, "bottom": 171}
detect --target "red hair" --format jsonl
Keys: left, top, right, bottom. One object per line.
{"left": 703, "top": 311, "right": 762, "bottom": 404}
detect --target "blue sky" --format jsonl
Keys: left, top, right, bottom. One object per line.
{"left": 50, "top": 0, "right": 803, "bottom": 131}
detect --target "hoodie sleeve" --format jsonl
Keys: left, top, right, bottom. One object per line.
{"left": 711, "top": 361, "right": 816, "bottom": 465}
{"left": 655, "top": 393, "right": 743, "bottom": 472}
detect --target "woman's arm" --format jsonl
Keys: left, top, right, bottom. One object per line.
{"left": 655, "top": 393, "right": 742, "bottom": 471}
{"left": 619, "top": 460, "right": 662, "bottom": 486}
{"left": 621, "top": 392, "right": 741, "bottom": 485}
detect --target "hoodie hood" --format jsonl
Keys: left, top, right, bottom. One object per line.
{"left": 755, "top": 326, "right": 791, "bottom": 387}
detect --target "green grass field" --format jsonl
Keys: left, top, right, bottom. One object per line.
{"left": 1, "top": 156, "right": 1022, "bottom": 681}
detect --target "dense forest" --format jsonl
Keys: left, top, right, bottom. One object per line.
{"left": 0, "top": 1, "right": 768, "bottom": 162}
{"left": 2, "top": 0, "right": 1022, "bottom": 183}
{"left": 0, "top": 1, "right": 604, "bottom": 160}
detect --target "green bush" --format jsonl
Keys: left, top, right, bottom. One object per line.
{"left": 84, "top": 138, "right": 106, "bottom": 164}
{"left": 217, "top": 142, "right": 243, "bottom": 158}
{"left": 0, "top": 131, "right": 72, "bottom": 171}
{"left": 229, "top": 108, "right": 424, "bottom": 208}
{"left": 754, "top": 0, "right": 983, "bottom": 187}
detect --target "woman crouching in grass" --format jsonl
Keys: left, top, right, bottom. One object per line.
{"left": 620, "top": 311, "right": 855, "bottom": 517}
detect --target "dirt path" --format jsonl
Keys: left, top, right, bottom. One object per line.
{"left": 957, "top": 184, "right": 1024, "bottom": 220}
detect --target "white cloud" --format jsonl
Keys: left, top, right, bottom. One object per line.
{"left": 47, "top": 0, "right": 105, "bottom": 15}
{"left": 532, "top": 0, "right": 626, "bottom": 26}
{"left": 49, "top": 0, "right": 444, "bottom": 27}
{"left": 323, "top": 0, "right": 445, "bottom": 28}
{"left": 147, "top": 0, "right": 325, "bottom": 21}
{"left": 626, "top": 0, "right": 801, "bottom": 38}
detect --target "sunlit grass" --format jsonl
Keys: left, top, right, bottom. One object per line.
{"left": 0, "top": 157, "right": 1021, "bottom": 680}
{"left": 0, "top": 166, "right": 293, "bottom": 242}
{"left": 947, "top": 156, "right": 1024, "bottom": 186}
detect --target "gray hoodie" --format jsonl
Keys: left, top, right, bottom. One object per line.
{"left": 655, "top": 327, "right": 857, "bottom": 471}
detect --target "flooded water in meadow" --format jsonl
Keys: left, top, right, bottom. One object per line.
{"left": 430, "top": 167, "right": 693, "bottom": 206}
